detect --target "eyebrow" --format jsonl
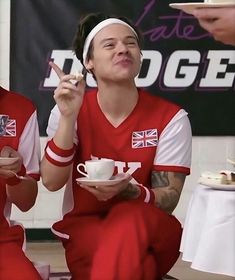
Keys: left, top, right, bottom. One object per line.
{"left": 99, "top": 35, "right": 137, "bottom": 45}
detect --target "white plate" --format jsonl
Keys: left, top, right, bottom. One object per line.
{"left": 0, "top": 157, "right": 18, "bottom": 165}
{"left": 76, "top": 173, "right": 129, "bottom": 186}
{"left": 169, "top": 2, "right": 235, "bottom": 15}
{"left": 199, "top": 177, "right": 235, "bottom": 191}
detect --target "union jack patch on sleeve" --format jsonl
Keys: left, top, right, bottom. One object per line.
{"left": 132, "top": 129, "right": 158, "bottom": 149}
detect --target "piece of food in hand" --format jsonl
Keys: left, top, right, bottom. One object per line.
{"left": 70, "top": 71, "right": 84, "bottom": 85}
{"left": 201, "top": 171, "right": 228, "bottom": 184}
{"left": 75, "top": 72, "right": 84, "bottom": 81}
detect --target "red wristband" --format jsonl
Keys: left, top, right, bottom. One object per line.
{"left": 45, "top": 138, "right": 76, "bottom": 167}
{"left": 6, "top": 164, "right": 26, "bottom": 186}
{"left": 137, "top": 185, "right": 155, "bottom": 204}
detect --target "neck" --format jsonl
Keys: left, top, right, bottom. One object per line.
{"left": 97, "top": 81, "right": 139, "bottom": 127}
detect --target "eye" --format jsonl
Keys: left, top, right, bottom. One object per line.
{"left": 126, "top": 40, "right": 138, "bottom": 46}
{"left": 104, "top": 43, "right": 114, "bottom": 48}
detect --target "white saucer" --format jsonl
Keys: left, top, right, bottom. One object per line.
{"left": 169, "top": 2, "right": 235, "bottom": 15}
{"left": 76, "top": 173, "right": 129, "bottom": 186}
{"left": 0, "top": 157, "right": 18, "bottom": 165}
{"left": 199, "top": 177, "right": 235, "bottom": 191}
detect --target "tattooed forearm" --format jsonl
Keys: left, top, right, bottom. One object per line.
{"left": 151, "top": 171, "right": 169, "bottom": 187}
{"left": 151, "top": 171, "right": 186, "bottom": 213}
{"left": 118, "top": 183, "right": 141, "bottom": 200}
{"left": 174, "top": 172, "right": 186, "bottom": 182}
{"left": 155, "top": 187, "right": 181, "bottom": 213}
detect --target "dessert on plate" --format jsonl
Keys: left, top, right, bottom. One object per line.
{"left": 200, "top": 170, "right": 235, "bottom": 185}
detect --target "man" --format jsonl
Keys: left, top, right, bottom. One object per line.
{"left": 0, "top": 86, "right": 42, "bottom": 280}
{"left": 41, "top": 13, "right": 192, "bottom": 280}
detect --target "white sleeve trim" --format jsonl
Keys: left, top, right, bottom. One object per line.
{"left": 46, "top": 105, "right": 78, "bottom": 145}
{"left": 18, "top": 111, "right": 40, "bottom": 174}
{"left": 143, "top": 186, "right": 151, "bottom": 203}
{"left": 154, "top": 109, "right": 192, "bottom": 169}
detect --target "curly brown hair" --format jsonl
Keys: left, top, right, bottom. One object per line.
{"left": 72, "top": 12, "right": 143, "bottom": 66}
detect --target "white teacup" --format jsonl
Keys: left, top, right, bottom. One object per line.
{"left": 0, "top": 114, "right": 9, "bottom": 136}
{"left": 77, "top": 159, "right": 115, "bottom": 180}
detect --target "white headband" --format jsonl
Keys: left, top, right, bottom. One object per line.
{"left": 82, "top": 18, "right": 138, "bottom": 63}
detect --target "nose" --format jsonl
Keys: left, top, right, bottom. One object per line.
{"left": 116, "top": 42, "right": 128, "bottom": 54}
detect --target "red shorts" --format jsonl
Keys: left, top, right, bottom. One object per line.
{"left": 57, "top": 201, "right": 182, "bottom": 280}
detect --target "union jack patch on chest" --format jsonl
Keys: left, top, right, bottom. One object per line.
{"left": 132, "top": 129, "right": 158, "bottom": 148}
{"left": 3, "top": 119, "right": 16, "bottom": 137}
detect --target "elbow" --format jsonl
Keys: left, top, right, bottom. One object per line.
{"left": 17, "top": 198, "right": 37, "bottom": 212}
{"left": 20, "top": 204, "right": 34, "bottom": 212}
{"left": 40, "top": 161, "right": 69, "bottom": 191}
{"left": 42, "top": 177, "right": 65, "bottom": 192}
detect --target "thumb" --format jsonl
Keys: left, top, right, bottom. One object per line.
{"left": 76, "top": 75, "right": 86, "bottom": 92}
{"left": 1, "top": 146, "right": 13, "bottom": 157}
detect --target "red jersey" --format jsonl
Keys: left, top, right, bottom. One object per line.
{"left": 0, "top": 87, "right": 40, "bottom": 243}
{"left": 48, "top": 89, "right": 192, "bottom": 238}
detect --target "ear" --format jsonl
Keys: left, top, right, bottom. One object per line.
{"left": 140, "top": 51, "right": 143, "bottom": 63}
{"left": 84, "top": 59, "right": 93, "bottom": 72}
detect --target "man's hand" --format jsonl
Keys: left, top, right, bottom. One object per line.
{"left": 0, "top": 146, "right": 23, "bottom": 179}
{"left": 79, "top": 173, "right": 133, "bottom": 201}
{"left": 193, "top": 7, "right": 235, "bottom": 46}
{"left": 49, "top": 61, "right": 86, "bottom": 118}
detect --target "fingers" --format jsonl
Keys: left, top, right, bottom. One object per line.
{"left": 50, "top": 62, "right": 86, "bottom": 100}
{"left": 0, "top": 147, "right": 22, "bottom": 175}
{"left": 197, "top": 19, "right": 214, "bottom": 33}
{"left": 79, "top": 173, "right": 132, "bottom": 201}
{"left": 54, "top": 79, "right": 85, "bottom": 102}
{"left": 1, "top": 146, "right": 20, "bottom": 159}
{"left": 49, "top": 61, "right": 85, "bottom": 83}
{"left": 76, "top": 76, "right": 86, "bottom": 91}
{"left": 52, "top": 66, "right": 85, "bottom": 99}
{"left": 80, "top": 184, "right": 99, "bottom": 193}
{"left": 0, "top": 146, "right": 11, "bottom": 157}
{"left": 79, "top": 184, "right": 111, "bottom": 201}
{"left": 50, "top": 61, "right": 77, "bottom": 84}
{"left": 0, "top": 158, "right": 22, "bottom": 173}
{"left": 193, "top": 8, "right": 220, "bottom": 20}
{"left": 49, "top": 61, "right": 65, "bottom": 80}
{"left": 74, "top": 71, "right": 84, "bottom": 82}
{"left": 56, "top": 80, "right": 78, "bottom": 92}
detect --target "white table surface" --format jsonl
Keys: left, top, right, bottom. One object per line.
{"left": 180, "top": 183, "right": 235, "bottom": 277}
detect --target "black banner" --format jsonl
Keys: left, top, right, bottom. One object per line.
{"left": 10, "top": 0, "right": 235, "bottom": 136}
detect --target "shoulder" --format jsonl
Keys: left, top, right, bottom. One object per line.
{"left": 139, "top": 89, "right": 180, "bottom": 106}
{"left": 1, "top": 87, "right": 36, "bottom": 111}
{"left": 80, "top": 88, "right": 98, "bottom": 111}
{"left": 138, "top": 88, "right": 182, "bottom": 119}
{"left": 0, "top": 87, "right": 36, "bottom": 122}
